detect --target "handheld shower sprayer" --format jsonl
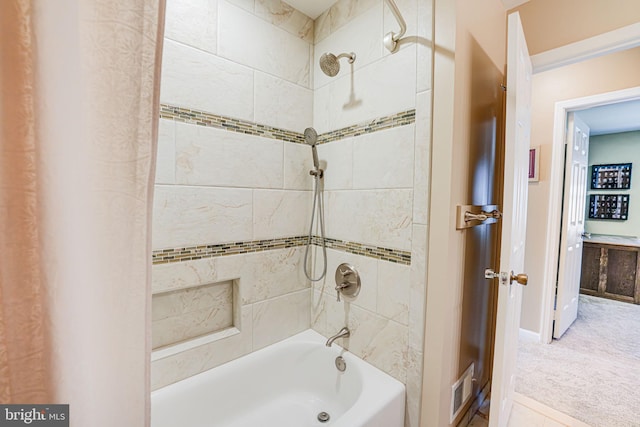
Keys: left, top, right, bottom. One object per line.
{"left": 302, "top": 126, "right": 327, "bottom": 282}
{"left": 319, "top": 52, "right": 356, "bottom": 77}
{"left": 304, "top": 127, "right": 322, "bottom": 177}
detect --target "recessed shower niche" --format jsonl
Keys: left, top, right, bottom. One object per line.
{"left": 152, "top": 280, "right": 237, "bottom": 350}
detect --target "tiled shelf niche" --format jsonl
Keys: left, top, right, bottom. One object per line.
{"left": 152, "top": 280, "right": 237, "bottom": 351}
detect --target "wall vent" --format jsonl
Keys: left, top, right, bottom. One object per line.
{"left": 450, "top": 363, "right": 474, "bottom": 423}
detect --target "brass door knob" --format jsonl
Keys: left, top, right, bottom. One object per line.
{"left": 510, "top": 272, "right": 528, "bottom": 286}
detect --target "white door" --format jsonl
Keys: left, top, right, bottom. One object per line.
{"left": 553, "top": 113, "right": 590, "bottom": 338}
{"left": 488, "top": 12, "right": 532, "bottom": 427}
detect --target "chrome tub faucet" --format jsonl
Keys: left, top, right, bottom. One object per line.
{"left": 325, "top": 327, "right": 350, "bottom": 347}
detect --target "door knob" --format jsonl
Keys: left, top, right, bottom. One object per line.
{"left": 510, "top": 271, "right": 528, "bottom": 285}
{"left": 485, "top": 269, "right": 527, "bottom": 286}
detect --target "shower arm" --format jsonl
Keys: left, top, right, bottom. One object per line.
{"left": 383, "top": 0, "right": 407, "bottom": 53}
{"left": 336, "top": 52, "right": 356, "bottom": 63}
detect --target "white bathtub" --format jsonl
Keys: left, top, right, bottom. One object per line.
{"left": 151, "top": 329, "right": 405, "bottom": 427}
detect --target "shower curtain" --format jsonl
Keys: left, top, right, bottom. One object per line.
{"left": 0, "top": 0, "right": 164, "bottom": 425}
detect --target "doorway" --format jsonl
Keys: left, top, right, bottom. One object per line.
{"left": 539, "top": 85, "right": 640, "bottom": 343}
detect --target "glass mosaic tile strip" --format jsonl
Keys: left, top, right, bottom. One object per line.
{"left": 153, "top": 235, "right": 411, "bottom": 265}
{"left": 160, "top": 104, "right": 415, "bottom": 145}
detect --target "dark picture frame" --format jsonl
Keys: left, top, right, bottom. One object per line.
{"left": 590, "top": 163, "right": 632, "bottom": 189}
{"left": 588, "top": 194, "right": 630, "bottom": 220}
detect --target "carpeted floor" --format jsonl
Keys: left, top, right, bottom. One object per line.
{"left": 515, "top": 294, "right": 640, "bottom": 427}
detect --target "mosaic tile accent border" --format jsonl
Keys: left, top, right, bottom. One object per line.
{"left": 153, "top": 236, "right": 411, "bottom": 265}
{"left": 311, "top": 236, "right": 411, "bottom": 264}
{"left": 160, "top": 104, "right": 304, "bottom": 144}
{"left": 317, "top": 110, "right": 416, "bottom": 144}
{"left": 159, "top": 104, "right": 416, "bottom": 145}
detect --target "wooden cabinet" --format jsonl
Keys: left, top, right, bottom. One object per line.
{"left": 580, "top": 240, "right": 640, "bottom": 304}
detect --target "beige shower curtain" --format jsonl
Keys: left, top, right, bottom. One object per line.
{"left": 0, "top": 0, "right": 164, "bottom": 425}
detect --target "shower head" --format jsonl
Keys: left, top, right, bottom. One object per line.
{"left": 319, "top": 52, "right": 356, "bottom": 77}
{"left": 304, "top": 127, "right": 318, "bottom": 146}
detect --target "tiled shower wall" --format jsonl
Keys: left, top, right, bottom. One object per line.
{"left": 310, "top": 1, "right": 431, "bottom": 425}
{"left": 151, "top": 0, "right": 432, "bottom": 426}
{"left": 151, "top": 0, "right": 316, "bottom": 389}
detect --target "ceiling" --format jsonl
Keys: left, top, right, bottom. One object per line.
{"left": 575, "top": 99, "right": 640, "bottom": 136}
{"left": 283, "top": 0, "right": 339, "bottom": 19}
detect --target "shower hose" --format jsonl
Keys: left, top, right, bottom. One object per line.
{"left": 303, "top": 174, "right": 327, "bottom": 282}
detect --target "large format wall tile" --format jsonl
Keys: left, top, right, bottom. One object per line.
{"left": 320, "top": 248, "right": 378, "bottom": 314}
{"left": 377, "top": 261, "right": 411, "bottom": 325}
{"left": 225, "top": 0, "right": 253, "bottom": 12}
{"left": 254, "top": 72, "right": 313, "bottom": 132}
{"left": 313, "top": 45, "right": 417, "bottom": 133}
{"left": 325, "top": 189, "right": 413, "bottom": 251}
{"left": 156, "top": 119, "right": 175, "bottom": 185}
{"left": 252, "top": 289, "right": 311, "bottom": 350}
{"left": 314, "top": 0, "right": 378, "bottom": 43}
{"left": 284, "top": 142, "right": 314, "bottom": 191}
{"left": 313, "top": 4, "right": 383, "bottom": 90}
{"left": 409, "top": 224, "right": 427, "bottom": 351}
{"left": 152, "top": 248, "right": 309, "bottom": 302}
{"left": 326, "top": 300, "right": 408, "bottom": 382}
{"left": 254, "top": 0, "right": 314, "bottom": 43}
{"left": 153, "top": 257, "right": 222, "bottom": 294}
{"left": 317, "top": 139, "right": 354, "bottom": 190}
{"left": 413, "top": 90, "right": 431, "bottom": 225}
{"left": 238, "top": 248, "right": 308, "bottom": 304}
{"left": 218, "top": 1, "right": 311, "bottom": 87}
{"left": 416, "top": 0, "right": 433, "bottom": 93}
{"left": 353, "top": 124, "right": 415, "bottom": 189}
{"left": 175, "top": 123, "right": 284, "bottom": 188}
{"left": 161, "top": 39, "right": 254, "bottom": 121}
{"left": 252, "top": 190, "right": 311, "bottom": 240}
{"left": 164, "top": 0, "right": 218, "bottom": 54}
{"left": 153, "top": 185, "right": 253, "bottom": 249}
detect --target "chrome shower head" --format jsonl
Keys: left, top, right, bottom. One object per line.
{"left": 319, "top": 52, "right": 356, "bottom": 77}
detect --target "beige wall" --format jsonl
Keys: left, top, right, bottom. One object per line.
{"left": 521, "top": 47, "right": 640, "bottom": 334}
{"left": 422, "top": 0, "right": 506, "bottom": 425}
{"left": 512, "top": 0, "right": 640, "bottom": 55}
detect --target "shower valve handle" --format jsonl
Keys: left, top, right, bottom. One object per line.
{"left": 335, "top": 282, "right": 350, "bottom": 302}
{"left": 334, "top": 263, "right": 361, "bottom": 302}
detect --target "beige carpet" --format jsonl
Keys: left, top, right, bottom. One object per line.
{"left": 515, "top": 295, "right": 640, "bottom": 427}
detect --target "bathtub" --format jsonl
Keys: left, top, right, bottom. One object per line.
{"left": 151, "top": 329, "right": 405, "bottom": 427}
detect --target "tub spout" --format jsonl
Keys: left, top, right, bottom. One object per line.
{"left": 325, "top": 327, "right": 350, "bottom": 347}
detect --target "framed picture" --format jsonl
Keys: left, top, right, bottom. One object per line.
{"left": 588, "top": 194, "right": 629, "bottom": 220}
{"left": 528, "top": 145, "right": 540, "bottom": 182}
{"left": 590, "top": 163, "right": 632, "bottom": 189}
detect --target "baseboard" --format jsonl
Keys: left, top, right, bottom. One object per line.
{"left": 518, "top": 328, "right": 540, "bottom": 343}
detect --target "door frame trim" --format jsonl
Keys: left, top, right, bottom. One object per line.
{"left": 531, "top": 23, "right": 640, "bottom": 74}
{"left": 540, "top": 85, "right": 640, "bottom": 343}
